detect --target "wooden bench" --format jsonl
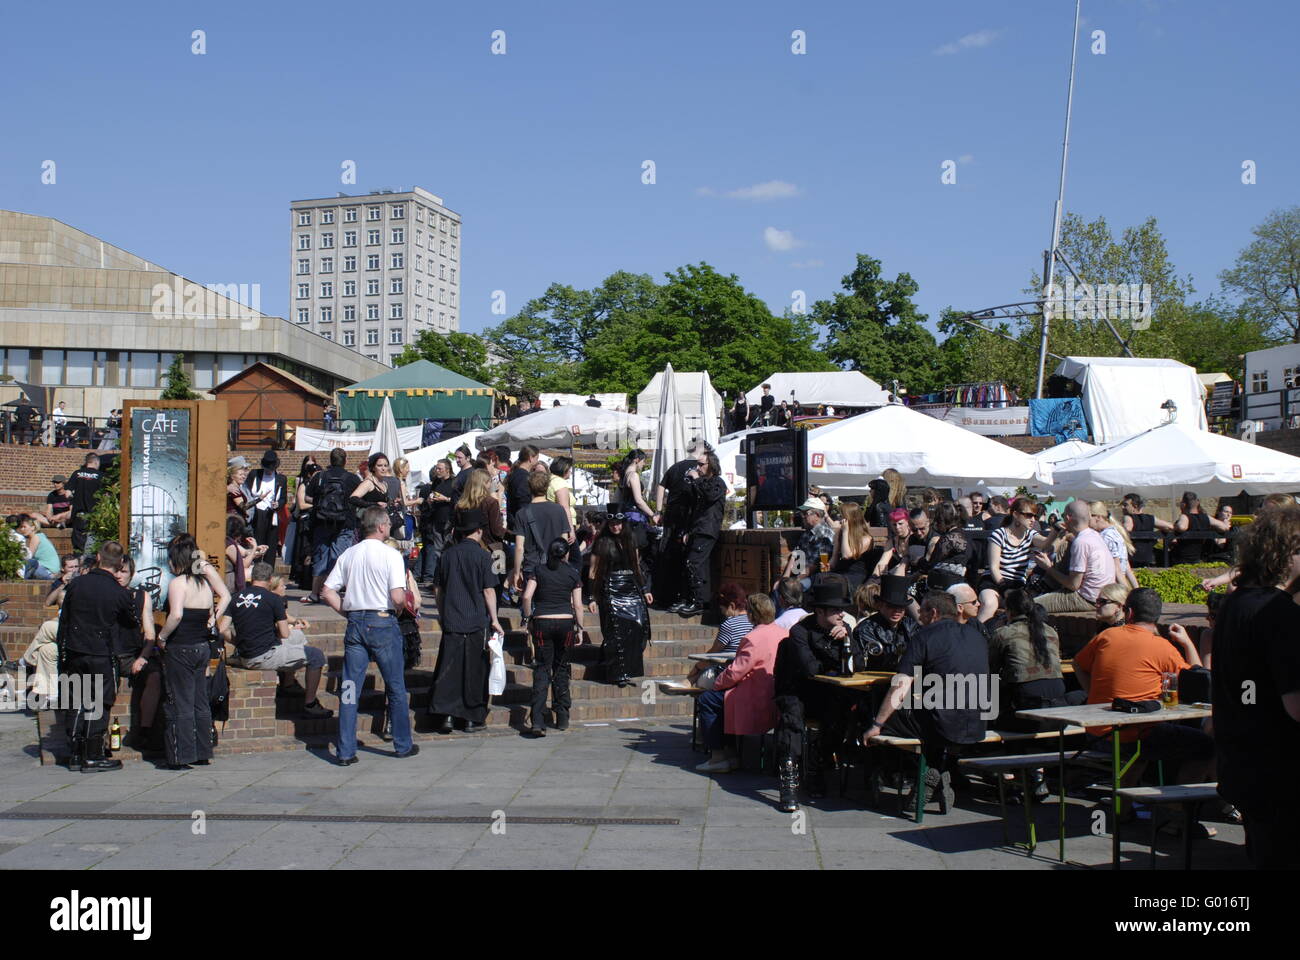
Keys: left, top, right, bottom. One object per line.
{"left": 868, "top": 727, "right": 1087, "bottom": 823}
{"left": 1115, "top": 783, "right": 1220, "bottom": 870}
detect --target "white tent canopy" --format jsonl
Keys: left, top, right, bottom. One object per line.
{"left": 539, "top": 392, "right": 628, "bottom": 411}
{"left": 475, "top": 404, "right": 655, "bottom": 452}
{"left": 636, "top": 371, "right": 722, "bottom": 443}
{"left": 1053, "top": 356, "right": 1207, "bottom": 443}
{"left": 404, "top": 430, "right": 485, "bottom": 486}
{"left": 1036, "top": 439, "right": 1100, "bottom": 468}
{"left": 294, "top": 424, "right": 424, "bottom": 453}
{"left": 745, "top": 371, "right": 892, "bottom": 409}
{"left": 805, "top": 405, "right": 1048, "bottom": 495}
{"left": 1050, "top": 420, "right": 1300, "bottom": 498}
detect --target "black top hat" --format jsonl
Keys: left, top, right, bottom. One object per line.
{"left": 809, "top": 579, "right": 853, "bottom": 610}
{"left": 878, "top": 575, "right": 911, "bottom": 608}
{"left": 261, "top": 449, "right": 279, "bottom": 468}
{"left": 455, "top": 508, "right": 486, "bottom": 534}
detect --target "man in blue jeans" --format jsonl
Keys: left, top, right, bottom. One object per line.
{"left": 321, "top": 505, "right": 418, "bottom": 764}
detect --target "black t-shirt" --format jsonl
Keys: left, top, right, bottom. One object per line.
{"left": 230, "top": 585, "right": 286, "bottom": 660}
{"left": 437, "top": 539, "right": 497, "bottom": 632}
{"left": 506, "top": 466, "right": 532, "bottom": 529}
{"left": 896, "top": 618, "right": 990, "bottom": 745}
{"left": 1212, "top": 586, "right": 1300, "bottom": 815}
{"left": 529, "top": 562, "right": 581, "bottom": 617}
{"left": 68, "top": 468, "right": 102, "bottom": 515}
{"left": 515, "top": 501, "right": 570, "bottom": 574}
{"left": 46, "top": 489, "right": 71, "bottom": 514}
{"left": 660, "top": 459, "right": 695, "bottom": 528}
{"left": 418, "top": 477, "right": 456, "bottom": 532}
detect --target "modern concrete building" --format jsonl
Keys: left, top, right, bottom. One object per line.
{"left": 289, "top": 187, "right": 461, "bottom": 366}
{"left": 0, "top": 210, "right": 385, "bottom": 420}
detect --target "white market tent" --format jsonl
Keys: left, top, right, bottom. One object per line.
{"left": 1036, "top": 439, "right": 1100, "bottom": 468}
{"left": 475, "top": 404, "right": 655, "bottom": 452}
{"left": 745, "top": 371, "right": 892, "bottom": 409}
{"left": 1050, "top": 420, "right": 1300, "bottom": 498}
{"left": 539, "top": 392, "right": 628, "bottom": 411}
{"left": 805, "top": 404, "right": 1048, "bottom": 495}
{"left": 636, "top": 371, "right": 722, "bottom": 443}
{"left": 1054, "top": 356, "right": 1207, "bottom": 443}
{"left": 404, "top": 430, "right": 485, "bottom": 486}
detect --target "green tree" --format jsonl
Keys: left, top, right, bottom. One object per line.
{"left": 1219, "top": 206, "right": 1300, "bottom": 342}
{"left": 393, "top": 331, "right": 492, "bottom": 385}
{"left": 160, "top": 353, "right": 198, "bottom": 400}
{"left": 810, "top": 255, "right": 944, "bottom": 393}
{"left": 84, "top": 455, "right": 122, "bottom": 549}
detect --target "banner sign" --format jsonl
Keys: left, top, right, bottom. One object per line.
{"left": 129, "top": 408, "right": 192, "bottom": 598}
{"left": 913, "top": 404, "right": 1031, "bottom": 436}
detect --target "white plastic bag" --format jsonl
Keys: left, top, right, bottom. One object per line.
{"left": 487, "top": 630, "right": 506, "bottom": 696}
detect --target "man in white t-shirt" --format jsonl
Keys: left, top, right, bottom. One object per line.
{"left": 322, "top": 505, "right": 417, "bottom": 764}
{"left": 1033, "top": 501, "right": 1116, "bottom": 615}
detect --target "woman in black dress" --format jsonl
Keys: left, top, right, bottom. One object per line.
{"left": 1171, "top": 491, "right": 1230, "bottom": 565}
{"left": 916, "top": 502, "right": 971, "bottom": 591}
{"left": 587, "top": 513, "right": 653, "bottom": 687}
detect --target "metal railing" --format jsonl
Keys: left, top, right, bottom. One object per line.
{"left": 228, "top": 414, "right": 498, "bottom": 450}
{"left": 0, "top": 413, "right": 121, "bottom": 450}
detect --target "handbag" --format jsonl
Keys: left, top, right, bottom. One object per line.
{"left": 696, "top": 664, "right": 722, "bottom": 691}
{"left": 487, "top": 629, "right": 507, "bottom": 696}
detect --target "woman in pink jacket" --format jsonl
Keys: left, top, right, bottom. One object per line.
{"left": 695, "top": 594, "right": 789, "bottom": 773}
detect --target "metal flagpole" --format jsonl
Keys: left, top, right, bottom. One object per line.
{"left": 1035, "top": 0, "right": 1083, "bottom": 399}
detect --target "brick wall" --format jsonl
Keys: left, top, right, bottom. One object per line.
{"left": 995, "top": 436, "right": 1057, "bottom": 454}
{"left": 0, "top": 444, "right": 108, "bottom": 495}
{"left": 1254, "top": 428, "right": 1300, "bottom": 458}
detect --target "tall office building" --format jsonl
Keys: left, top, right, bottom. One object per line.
{"left": 289, "top": 187, "right": 461, "bottom": 366}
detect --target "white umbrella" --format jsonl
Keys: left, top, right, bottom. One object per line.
{"left": 1035, "top": 439, "right": 1100, "bottom": 468}
{"left": 1051, "top": 420, "right": 1300, "bottom": 498}
{"left": 475, "top": 405, "right": 655, "bottom": 452}
{"left": 369, "top": 397, "right": 403, "bottom": 461}
{"left": 697, "top": 370, "right": 722, "bottom": 450}
{"left": 404, "top": 430, "right": 485, "bottom": 486}
{"left": 805, "top": 404, "right": 1049, "bottom": 495}
{"left": 652, "top": 363, "right": 688, "bottom": 490}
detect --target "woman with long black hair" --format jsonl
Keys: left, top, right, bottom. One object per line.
{"left": 157, "top": 534, "right": 230, "bottom": 769}
{"left": 610, "top": 449, "right": 658, "bottom": 549}
{"left": 988, "top": 587, "right": 1078, "bottom": 729}
{"left": 522, "top": 537, "right": 585, "bottom": 735}
{"left": 588, "top": 513, "right": 653, "bottom": 687}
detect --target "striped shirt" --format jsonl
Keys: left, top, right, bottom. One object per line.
{"left": 715, "top": 615, "right": 754, "bottom": 651}
{"left": 990, "top": 526, "right": 1035, "bottom": 584}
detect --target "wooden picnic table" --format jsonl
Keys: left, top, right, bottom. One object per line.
{"left": 813, "top": 671, "right": 896, "bottom": 687}
{"left": 1016, "top": 701, "right": 1212, "bottom": 868}
{"left": 687, "top": 652, "right": 736, "bottom": 664}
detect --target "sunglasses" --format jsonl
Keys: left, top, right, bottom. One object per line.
{"left": 607, "top": 514, "right": 627, "bottom": 524}
{"left": 1017, "top": 512, "right": 1038, "bottom": 518}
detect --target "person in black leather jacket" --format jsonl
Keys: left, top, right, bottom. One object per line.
{"left": 851, "top": 575, "right": 918, "bottom": 671}
{"left": 674, "top": 454, "right": 727, "bottom": 617}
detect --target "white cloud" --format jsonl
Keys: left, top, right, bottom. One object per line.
{"left": 725, "top": 180, "right": 801, "bottom": 201}
{"left": 957, "top": 154, "right": 974, "bottom": 165}
{"left": 934, "top": 28, "right": 1002, "bottom": 55}
{"left": 764, "top": 227, "right": 798, "bottom": 252}
{"left": 694, "top": 186, "right": 716, "bottom": 197}
{"left": 791, "top": 259, "right": 824, "bottom": 269}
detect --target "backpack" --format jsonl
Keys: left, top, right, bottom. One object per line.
{"left": 313, "top": 471, "right": 351, "bottom": 525}
{"left": 209, "top": 656, "right": 230, "bottom": 723}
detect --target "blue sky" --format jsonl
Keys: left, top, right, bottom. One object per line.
{"left": 3, "top": 0, "right": 1296, "bottom": 341}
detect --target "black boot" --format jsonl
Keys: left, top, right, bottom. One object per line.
{"left": 82, "top": 737, "right": 122, "bottom": 773}
{"left": 66, "top": 737, "right": 84, "bottom": 772}
{"left": 778, "top": 758, "right": 801, "bottom": 813}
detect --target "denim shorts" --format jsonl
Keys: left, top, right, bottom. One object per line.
{"left": 312, "top": 527, "right": 355, "bottom": 577}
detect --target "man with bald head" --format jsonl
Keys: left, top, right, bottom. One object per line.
{"left": 947, "top": 582, "right": 1000, "bottom": 642}
{"left": 1032, "top": 500, "right": 1115, "bottom": 614}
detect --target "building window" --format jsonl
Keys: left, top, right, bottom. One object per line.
{"left": 367, "top": 229, "right": 380, "bottom": 245}
{"left": 297, "top": 283, "right": 310, "bottom": 299}
{"left": 343, "top": 330, "right": 356, "bottom": 346}
{"left": 297, "top": 258, "right": 310, "bottom": 275}
{"left": 414, "top": 280, "right": 423, "bottom": 296}
{"left": 320, "top": 306, "right": 333, "bottom": 322}
{"left": 390, "top": 278, "right": 403, "bottom": 295}
{"left": 415, "top": 255, "right": 423, "bottom": 272}
{"left": 321, "top": 209, "right": 334, "bottom": 224}
{"left": 367, "top": 206, "right": 381, "bottom": 221}
{"left": 343, "top": 255, "right": 356, "bottom": 272}
{"left": 390, "top": 252, "right": 404, "bottom": 269}
{"left": 298, "top": 212, "right": 311, "bottom": 226}
{"left": 297, "top": 234, "right": 311, "bottom": 250}
{"left": 415, "top": 305, "right": 423, "bottom": 321}
{"left": 438, "top": 263, "right": 445, "bottom": 280}
{"left": 1251, "top": 372, "right": 1269, "bottom": 393}
{"left": 389, "top": 329, "right": 404, "bottom": 345}
{"left": 343, "top": 304, "right": 356, "bottom": 321}
{"left": 366, "top": 330, "right": 380, "bottom": 346}
{"left": 192, "top": 352, "right": 215, "bottom": 390}
{"left": 439, "top": 311, "right": 446, "bottom": 326}
{"left": 439, "top": 288, "right": 446, "bottom": 305}
{"left": 297, "top": 308, "right": 310, "bottom": 323}
{"left": 366, "top": 303, "right": 380, "bottom": 320}
{"left": 65, "top": 350, "right": 94, "bottom": 386}
{"left": 440, "top": 216, "right": 448, "bottom": 234}
{"left": 320, "top": 232, "right": 334, "bottom": 249}
{"left": 129, "top": 351, "right": 159, "bottom": 388}
{"left": 367, "top": 255, "right": 380, "bottom": 270}
{"left": 450, "top": 243, "right": 457, "bottom": 260}
{"left": 4, "top": 348, "right": 28, "bottom": 381}
{"left": 343, "top": 230, "right": 357, "bottom": 247}
{"left": 449, "top": 267, "right": 456, "bottom": 284}
{"left": 450, "top": 221, "right": 458, "bottom": 238}
{"left": 320, "top": 282, "right": 333, "bottom": 297}
{"left": 322, "top": 331, "right": 333, "bottom": 341}
{"left": 390, "top": 302, "right": 404, "bottom": 320}
{"left": 343, "top": 280, "right": 356, "bottom": 296}
{"left": 366, "top": 279, "right": 380, "bottom": 295}
{"left": 415, "top": 230, "right": 423, "bottom": 248}
{"left": 391, "top": 204, "right": 405, "bottom": 219}
{"left": 320, "top": 257, "right": 334, "bottom": 273}
{"left": 439, "top": 240, "right": 446, "bottom": 256}
{"left": 391, "top": 228, "right": 404, "bottom": 244}
{"left": 344, "top": 207, "right": 358, "bottom": 222}
{"left": 449, "top": 292, "right": 456, "bottom": 307}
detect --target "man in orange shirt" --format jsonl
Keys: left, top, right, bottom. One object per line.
{"left": 1074, "top": 588, "right": 1215, "bottom": 828}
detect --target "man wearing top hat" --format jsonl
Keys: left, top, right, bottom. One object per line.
{"left": 428, "top": 508, "right": 504, "bottom": 734}
{"left": 246, "top": 449, "right": 287, "bottom": 565}
{"left": 772, "top": 576, "right": 856, "bottom": 811}
{"left": 851, "top": 574, "right": 918, "bottom": 672}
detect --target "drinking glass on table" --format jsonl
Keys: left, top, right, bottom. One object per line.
{"left": 1160, "top": 672, "right": 1179, "bottom": 708}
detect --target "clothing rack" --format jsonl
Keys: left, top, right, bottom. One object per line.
{"left": 908, "top": 381, "right": 1017, "bottom": 409}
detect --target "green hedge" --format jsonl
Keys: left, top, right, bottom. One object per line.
{"left": 1134, "top": 564, "right": 1228, "bottom": 604}
{"left": 0, "top": 523, "right": 24, "bottom": 580}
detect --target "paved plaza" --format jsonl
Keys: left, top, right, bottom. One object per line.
{"left": 0, "top": 711, "right": 1248, "bottom": 871}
